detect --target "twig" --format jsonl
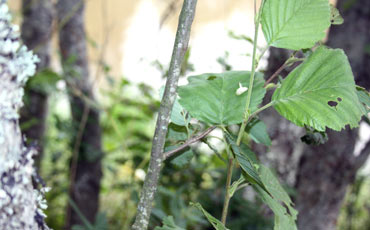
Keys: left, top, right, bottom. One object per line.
{"left": 264, "top": 61, "right": 288, "bottom": 87}
{"left": 131, "top": 1, "right": 198, "bottom": 229}
{"left": 264, "top": 51, "right": 302, "bottom": 87}
{"left": 160, "top": 0, "right": 181, "bottom": 29}
{"left": 164, "top": 126, "right": 217, "bottom": 159}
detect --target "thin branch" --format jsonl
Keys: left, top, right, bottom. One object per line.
{"left": 164, "top": 126, "right": 217, "bottom": 159}
{"left": 264, "top": 62, "right": 288, "bottom": 87}
{"left": 160, "top": 0, "right": 181, "bottom": 29}
{"left": 131, "top": 1, "right": 198, "bottom": 229}
{"left": 264, "top": 52, "right": 302, "bottom": 87}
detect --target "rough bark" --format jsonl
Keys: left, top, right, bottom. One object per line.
{"left": 0, "top": 3, "right": 49, "bottom": 229}
{"left": 57, "top": 0, "right": 103, "bottom": 228}
{"left": 132, "top": 1, "right": 197, "bottom": 229}
{"left": 295, "top": 1, "right": 370, "bottom": 229}
{"left": 20, "top": 0, "right": 53, "bottom": 170}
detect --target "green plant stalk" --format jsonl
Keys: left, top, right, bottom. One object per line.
{"left": 222, "top": 0, "right": 266, "bottom": 225}
{"left": 221, "top": 157, "right": 234, "bottom": 225}
{"left": 236, "top": 0, "right": 265, "bottom": 146}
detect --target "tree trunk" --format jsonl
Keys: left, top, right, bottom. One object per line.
{"left": 20, "top": 0, "right": 53, "bottom": 170}
{"left": 56, "top": 0, "right": 103, "bottom": 228}
{"left": 295, "top": 1, "right": 370, "bottom": 229}
{"left": 0, "top": 3, "right": 49, "bottom": 229}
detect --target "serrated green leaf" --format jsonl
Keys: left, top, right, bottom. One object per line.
{"left": 255, "top": 186, "right": 297, "bottom": 230}
{"left": 259, "top": 166, "right": 297, "bottom": 220}
{"left": 160, "top": 87, "right": 191, "bottom": 126}
{"left": 155, "top": 216, "right": 185, "bottom": 230}
{"left": 246, "top": 119, "right": 272, "bottom": 146}
{"left": 178, "top": 71, "right": 266, "bottom": 125}
{"left": 261, "top": 0, "right": 331, "bottom": 50}
{"left": 190, "top": 203, "right": 229, "bottom": 230}
{"left": 166, "top": 124, "right": 188, "bottom": 142}
{"left": 330, "top": 4, "right": 344, "bottom": 25}
{"left": 253, "top": 166, "right": 297, "bottom": 230}
{"left": 356, "top": 86, "right": 370, "bottom": 113}
{"left": 224, "top": 133, "right": 265, "bottom": 190}
{"left": 171, "top": 147, "right": 193, "bottom": 168}
{"left": 272, "top": 46, "right": 365, "bottom": 131}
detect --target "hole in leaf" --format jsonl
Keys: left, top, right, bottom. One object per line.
{"left": 328, "top": 101, "right": 338, "bottom": 107}
{"left": 337, "top": 97, "right": 342, "bottom": 102}
{"left": 207, "top": 76, "right": 217, "bottom": 80}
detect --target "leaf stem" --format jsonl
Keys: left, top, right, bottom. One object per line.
{"left": 221, "top": 157, "right": 234, "bottom": 225}
{"left": 222, "top": 0, "right": 266, "bottom": 225}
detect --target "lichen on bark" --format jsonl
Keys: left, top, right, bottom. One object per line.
{"left": 0, "top": 3, "right": 49, "bottom": 230}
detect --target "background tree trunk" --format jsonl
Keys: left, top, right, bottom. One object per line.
{"left": 20, "top": 0, "right": 53, "bottom": 170}
{"left": 56, "top": 0, "right": 103, "bottom": 228}
{"left": 0, "top": 3, "right": 48, "bottom": 229}
{"left": 295, "top": 1, "right": 370, "bottom": 229}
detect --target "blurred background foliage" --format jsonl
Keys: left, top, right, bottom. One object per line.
{"left": 8, "top": 0, "right": 370, "bottom": 229}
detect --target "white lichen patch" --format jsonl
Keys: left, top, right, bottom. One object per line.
{"left": 0, "top": 3, "right": 49, "bottom": 230}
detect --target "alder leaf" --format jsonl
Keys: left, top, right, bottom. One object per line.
{"left": 356, "top": 86, "right": 370, "bottom": 113}
{"left": 330, "top": 4, "right": 344, "bottom": 25}
{"left": 272, "top": 46, "right": 365, "bottom": 131}
{"left": 245, "top": 119, "right": 272, "bottom": 146}
{"left": 170, "top": 147, "right": 194, "bottom": 168}
{"left": 178, "top": 71, "right": 266, "bottom": 125}
{"left": 253, "top": 166, "right": 298, "bottom": 230}
{"left": 190, "top": 203, "right": 229, "bottom": 230}
{"left": 155, "top": 216, "right": 185, "bottom": 230}
{"left": 261, "top": 0, "right": 331, "bottom": 50}
{"left": 224, "top": 133, "right": 265, "bottom": 191}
